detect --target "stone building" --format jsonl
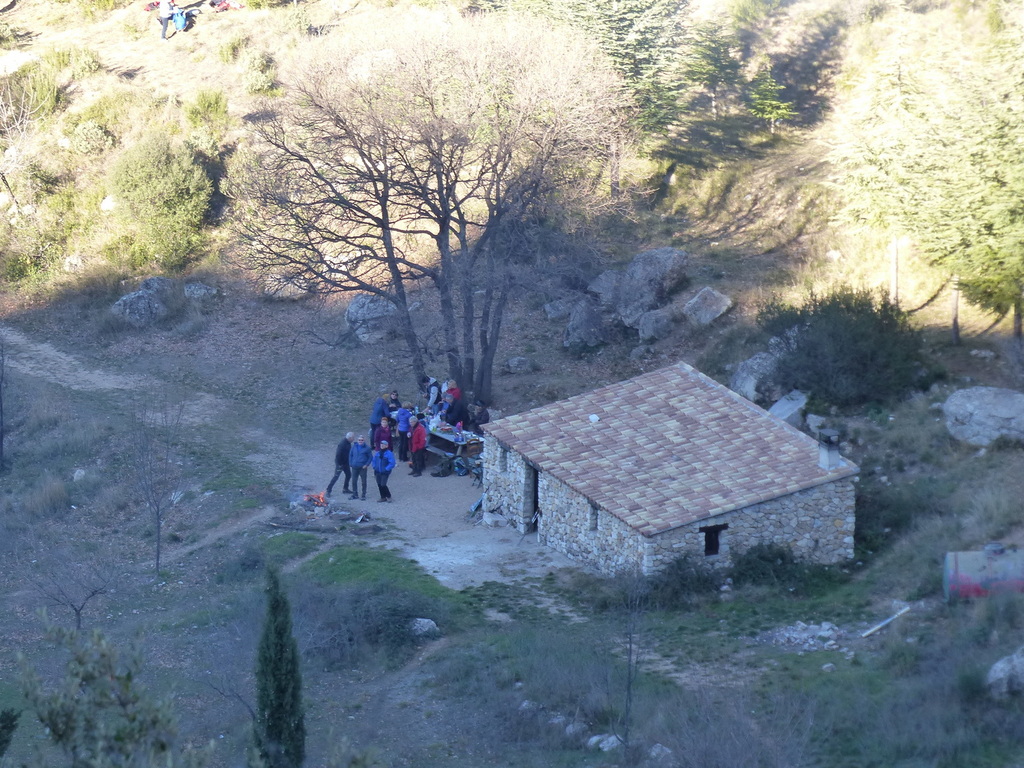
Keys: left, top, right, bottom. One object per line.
{"left": 481, "top": 362, "right": 858, "bottom": 576}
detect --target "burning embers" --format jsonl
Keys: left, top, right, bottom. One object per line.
{"left": 303, "top": 492, "right": 328, "bottom": 507}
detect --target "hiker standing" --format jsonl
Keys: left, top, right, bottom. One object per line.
{"left": 372, "top": 416, "right": 392, "bottom": 452}
{"left": 369, "top": 386, "right": 389, "bottom": 435}
{"left": 409, "top": 416, "right": 427, "bottom": 477}
{"left": 348, "top": 435, "right": 372, "bottom": 501}
{"left": 372, "top": 440, "right": 396, "bottom": 502}
{"left": 395, "top": 402, "right": 413, "bottom": 462}
{"left": 158, "top": 0, "right": 176, "bottom": 40}
{"left": 325, "top": 432, "right": 353, "bottom": 497}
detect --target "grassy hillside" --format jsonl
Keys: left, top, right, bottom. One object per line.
{"left": 1, "top": 0, "right": 1024, "bottom": 766}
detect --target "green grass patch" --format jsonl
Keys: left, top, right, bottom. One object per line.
{"left": 262, "top": 532, "right": 319, "bottom": 568}
{"left": 301, "top": 546, "right": 453, "bottom": 600}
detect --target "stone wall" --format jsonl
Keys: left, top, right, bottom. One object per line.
{"left": 481, "top": 436, "right": 857, "bottom": 576}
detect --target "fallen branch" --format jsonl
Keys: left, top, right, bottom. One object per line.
{"left": 861, "top": 606, "right": 910, "bottom": 638}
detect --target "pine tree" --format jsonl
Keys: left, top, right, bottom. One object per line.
{"left": 679, "top": 21, "right": 742, "bottom": 119}
{"left": 254, "top": 569, "right": 305, "bottom": 768}
{"left": 746, "top": 64, "right": 795, "bottom": 134}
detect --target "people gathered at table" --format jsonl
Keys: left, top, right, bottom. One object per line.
{"left": 324, "top": 376, "right": 487, "bottom": 501}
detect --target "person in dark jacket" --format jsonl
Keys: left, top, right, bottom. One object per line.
{"left": 348, "top": 435, "right": 372, "bottom": 501}
{"left": 372, "top": 440, "right": 396, "bottom": 502}
{"left": 409, "top": 416, "right": 427, "bottom": 477}
{"left": 373, "top": 416, "right": 392, "bottom": 451}
{"left": 325, "top": 431, "right": 354, "bottom": 497}
{"left": 467, "top": 401, "right": 490, "bottom": 434}
{"left": 387, "top": 390, "right": 402, "bottom": 411}
{"left": 441, "top": 392, "right": 467, "bottom": 426}
{"left": 420, "top": 376, "right": 442, "bottom": 414}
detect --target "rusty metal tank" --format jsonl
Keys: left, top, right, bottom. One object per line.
{"left": 944, "top": 543, "right": 1024, "bottom": 601}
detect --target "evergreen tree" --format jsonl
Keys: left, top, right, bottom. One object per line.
{"left": 746, "top": 64, "right": 795, "bottom": 133}
{"left": 0, "top": 709, "right": 19, "bottom": 760}
{"left": 254, "top": 568, "right": 305, "bottom": 768}
{"left": 679, "top": 21, "right": 742, "bottom": 119}
{"left": 829, "top": 9, "right": 1024, "bottom": 339}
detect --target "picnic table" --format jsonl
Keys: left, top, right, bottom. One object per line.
{"left": 427, "top": 425, "right": 483, "bottom": 458}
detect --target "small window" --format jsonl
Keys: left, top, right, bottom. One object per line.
{"left": 699, "top": 524, "right": 728, "bottom": 556}
{"left": 499, "top": 447, "right": 508, "bottom": 472}
{"left": 588, "top": 505, "right": 599, "bottom": 531}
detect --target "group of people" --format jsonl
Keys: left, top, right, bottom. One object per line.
{"left": 324, "top": 377, "right": 491, "bottom": 503}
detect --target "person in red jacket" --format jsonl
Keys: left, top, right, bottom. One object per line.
{"left": 409, "top": 416, "right": 427, "bottom": 477}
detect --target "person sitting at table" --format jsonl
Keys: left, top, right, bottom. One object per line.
{"left": 387, "top": 389, "right": 402, "bottom": 412}
{"left": 441, "top": 392, "right": 467, "bottom": 427}
{"left": 373, "top": 416, "right": 393, "bottom": 451}
{"left": 443, "top": 379, "right": 462, "bottom": 401}
{"left": 409, "top": 416, "right": 427, "bottom": 477}
{"left": 467, "top": 400, "right": 490, "bottom": 433}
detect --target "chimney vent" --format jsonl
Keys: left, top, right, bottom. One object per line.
{"left": 818, "top": 429, "right": 841, "bottom": 470}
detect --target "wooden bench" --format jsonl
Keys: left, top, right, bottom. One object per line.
{"left": 426, "top": 445, "right": 453, "bottom": 458}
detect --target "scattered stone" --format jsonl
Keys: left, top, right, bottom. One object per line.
{"left": 648, "top": 743, "right": 673, "bottom": 761}
{"left": 504, "top": 356, "right": 536, "bottom": 374}
{"left": 72, "top": 469, "right": 86, "bottom": 482}
{"left": 410, "top": 618, "right": 439, "bottom": 637}
{"left": 563, "top": 299, "right": 607, "bottom": 349}
{"left": 481, "top": 511, "right": 507, "bottom": 528}
{"left": 942, "top": 386, "right": 1024, "bottom": 446}
{"left": 261, "top": 273, "right": 312, "bottom": 301}
{"left": 616, "top": 247, "right": 689, "bottom": 328}
{"left": 586, "top": 734, "right": 623, "bottom": 752}
{"left": 988, "top": 645, "right": 1024, "bottom": 700}
{"left": 110, "top": 277, "right": 181, "bottom": 328}
{"left": 805, "top": 413, "right": 826, "bottom": 435}
{"left": 564, "top": 722, "right": 588, "bottom": 739}
{"left": 345, "top": 293, "right": 398, "bottom": 342}
{"left": 756, "top": 620, "right": 845, "bottom": 652}
{"left": 100, "top": 195, "right": 117, "bottom": 212}
{"left": 769, "top": 390, "right": 807, "bottom": 427}
{"left": 821, "top": 663, "right": 837, "bottom": 673}
{"left": 543, "top": 296, "right": 579, "bottom": 321}
{"left": 969, "top": 349, "right": 997, "bottom": 359}
{"left": 729, "top": 351, "right": 779, "bottom": 403}
{"left": 629, "top": 345, "right": 653, "bottom": 361}
{"left": 636, "top": 308, "right": 675, "bottom": 342}
{"left": 682, "top": 286, "right": 732, "bottom": 326}
{"left": 518, "top": 700, "right": 539, "bottom": 713}
{"left": 184, "top": 282, "right": 217, "bottom": 300}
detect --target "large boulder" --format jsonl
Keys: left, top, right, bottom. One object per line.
{"left": 729, "top": 351, "right": 779, "bottom": 403}
{"left": 942, "top": 386, "right": 1024, "bottom": 446}
{"left": 616, "top": 247, "right": 688, "bottom": 328}
{"left": 110, "top": 277, "right": 181, "bottom": 328}
{"left": 563, "top": 299, "right": 607, "bottom": 349}
{"left": 682, "top": 286, "right": 732, "bottom": 326}
{"left": 587, "top": 270, "right": 621, "bottom": 312}
{"left": 768, "top": 390, "right": 807, "bottom": 427}
{"left": 636, "top": 308, "right": 675, "bottom": 342}
{"left": 345, "top": 293, "right": 398, "bottom": 343}
{"left": 987, "top": 645, "right": 1024, "bottom": 700}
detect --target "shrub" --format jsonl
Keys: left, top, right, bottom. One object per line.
{"left": 0, "top": 22, "right": 18, "bottom": 48}
{"left": 184, "top": 89, "right": 228, "bottom": 130}
{"left": 645, "top": 555, "right": 722, "bottom": 609}
{"left": 757, "top": 286, "right": 924, "bottom": 407}
{"left": 219, "top": 35, "right": 248, "bottom": 64}
{"left": 240, "top": 50, "right": 277, "bottom": 95}
{"left": 108, "top": 132, "right": 212, "bottom": 270}
{"left": 730, "top": 543, "right": 803, "bottom": 587}
{"left": 69, "top": 120, "right": 114, "bottom": 154}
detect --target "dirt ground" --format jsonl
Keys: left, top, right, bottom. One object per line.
{"left": 0, "top": 316, "right": 579, "bottom": 591}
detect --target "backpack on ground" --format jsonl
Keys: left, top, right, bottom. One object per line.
{"left": 431, "top": 457, "right": 453, "bottom": 477}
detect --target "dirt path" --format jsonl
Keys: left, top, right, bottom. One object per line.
{"left": 1, "top": 322, "right": 577, "bottom": 590}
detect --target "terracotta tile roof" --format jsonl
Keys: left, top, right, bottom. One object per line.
{"left": 483, "top": 362, "right": 858, "bottom": 537}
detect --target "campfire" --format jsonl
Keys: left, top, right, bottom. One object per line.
{"left": 303, "top": 492, "right": 328, "bottom": 507}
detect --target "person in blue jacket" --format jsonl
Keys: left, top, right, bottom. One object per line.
{"left": 369, "top": 386, "right": 390, "bottom": 434}
{"left": 348, "top": 434, "right": 372, "bottom": 501}
{"left": 394, "top": 402, "right": 413, "bottom": 462}
{"left": 372, "top": 440, "right": 396, "bottom": 502}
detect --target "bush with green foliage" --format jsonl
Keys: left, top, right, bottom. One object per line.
{"left": 730, "top": 543, "right": 848, "bottom": 595}
{"left": 240, "top": 50, "right": 276, "bottom": 94}
{"left": 757, "top": 286, "right": 924, "bottom": 407}
{"left": 70, "top": 119, "right": 114, "bottom": 154}
{"left": 108, "top": 132, "right": 211, "bottom": 270}
{"left": 645, "top": 554, "right": 722, "bottom": 609}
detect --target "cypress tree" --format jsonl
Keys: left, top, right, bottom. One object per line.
{"left": 254, "top": 568, "right": 305, "bottom": 768}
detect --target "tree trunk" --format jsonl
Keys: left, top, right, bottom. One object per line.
{"left": 609, "top": 133, "right": 621, "bottom": 199}
{"left": 951, "top": 276, "right": 961, "bottom": 346}
{"left": 475, "top": 288, "right": 508, "bottom": 403}
{"left": 1014, "top": 295, "right": 1022, "bottom": 346}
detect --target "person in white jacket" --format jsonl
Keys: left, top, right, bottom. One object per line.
{"left": 158, "top": 0, "right": 177, "bottom": 41}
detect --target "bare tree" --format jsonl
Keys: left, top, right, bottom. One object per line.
{"left": 233, "top": 13, "right": 628, "bottom": 400}
{"left": 30, "top": 558, "right": 112, "bottom": 631}
{"left": 0, "top": 80, "right": 41, "bottom": 210}
{"left": 128, "top": 395, "right": 186, "bottom": 576}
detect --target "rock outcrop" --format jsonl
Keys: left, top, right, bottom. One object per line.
{"left": 943, "top": 386, "right": 1024, "bottom": 446}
